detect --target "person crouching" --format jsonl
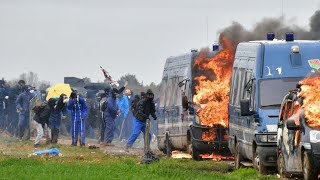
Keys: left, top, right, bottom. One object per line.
{"left": 68, "top": 92, "right": 88, "bottom": 146}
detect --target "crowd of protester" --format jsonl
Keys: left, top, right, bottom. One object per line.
{"left": 0, "top": 78, "right": 158, "bottom": 151}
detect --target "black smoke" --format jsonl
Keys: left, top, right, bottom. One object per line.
{"left": 218, "top": 10, "right": 320, "bottom": 45}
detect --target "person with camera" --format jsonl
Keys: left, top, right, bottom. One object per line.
{"left": 48, "top": 94, "right": 68, "bottom": 144}
{"left": 68, "top": 91, "right": 88, "bottom": 146}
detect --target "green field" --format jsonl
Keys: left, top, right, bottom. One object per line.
{"left": 0, "top": 135, "right": 277, "bottom": 180}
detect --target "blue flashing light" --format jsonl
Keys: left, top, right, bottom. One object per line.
{"left": 286, "top": 32, "right": 294, "bottom": 41}
{"left": 213, "top": 44, "right": 219, "bottom": 51}
{"left": 267, "top": 32, "right": 275, "bottom": 40}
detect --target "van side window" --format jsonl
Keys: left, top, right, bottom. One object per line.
{"left": 235, "top": 68, "right": 246, "bottom": 107}
{"left": 231, "top": 68, "right": 239, "bottom": 106}
{"left": 243, "top": 71, "right": 255, "bottom": 110}
{"left": 160, "top": 77, "right": 168, "bottom": 108}
{"left": 169, "top": 77, "right": 178, "bottom": 107}
{"left": 229, "top": 68, "right": 237, "bottom": 105}
{"left": 165, "top": 78, "right": 174, "bottom": 107}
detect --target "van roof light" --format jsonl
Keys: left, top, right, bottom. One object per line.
{"left": 291, "top": 45, "right": 300, "bottom": 53}
{"left": 213, "top": 44, "right": 219, "bottom": 51}
{"left": 286, "top": 32, "right": 294, "bottom": 41}
{"left": 267, "top": 32, "right": 275, "bottom": 41}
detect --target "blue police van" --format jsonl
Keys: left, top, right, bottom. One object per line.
{"left": 158, "top": 46, "right": 230, "bottom": 160}
{"left": 228, "top": 33, "right": 320, "bottom": 174}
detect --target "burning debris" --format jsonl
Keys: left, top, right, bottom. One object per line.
{"left": 298, "top": 74, "right": 320, "bottom": 128}
{"left": 192, "top": 35, "right": 235, "bottom": 128}
{"left": 200, "top": 153, "right": 233, "bottom": 161}
{"left": 171, "top": 151, "right": 192, "bottom": 159}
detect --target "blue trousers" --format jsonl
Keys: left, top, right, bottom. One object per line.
{"left": 71, "top": 120, "right": 86, "bottom": 145}
{"left": 127, "top": 117, "right": 151, "bottom": 147}
{"left": 105, "top": 117, "right": 115, "bottom": 143}
{"left": 18, "top": 113, "right": 29, "bottom": 139}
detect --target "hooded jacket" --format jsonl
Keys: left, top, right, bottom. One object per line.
{"left": 134, "top": 89, "right": 157, "bottom": 121}
{"left": 103, "top": 88, "right": 119, "bottom": 119}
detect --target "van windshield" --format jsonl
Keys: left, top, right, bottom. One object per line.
{"left": 260, "top": 78, "right": 301, "bottom": 107}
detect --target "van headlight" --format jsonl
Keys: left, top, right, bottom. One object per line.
{"left": 268, "top": 135, "right": 277, "bottom": 142}
{"left": 310, "top": 130, "right": 320, "bottom": 143}
{"left": 256, "top": 134, "right": 277, "bottom": 143}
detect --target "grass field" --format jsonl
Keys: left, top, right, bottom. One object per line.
{"left": 0, "top": 135, "right": 277, "bottom": 180}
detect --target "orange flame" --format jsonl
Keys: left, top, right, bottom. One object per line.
{"left": 200, "top": 153, "right": 234, "bottom": 161}
{"left": 298, "top": 75, "right": 320, "bottom": 128}
{"left": 201, "top": 129, "right": 216, "bottom": 141}
{"left": 193, "top": 36, "right": 235, "bottom": 128}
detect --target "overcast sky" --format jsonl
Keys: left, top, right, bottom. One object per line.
{"left": 0, "top": 0, "right": 319, "bottom": 85}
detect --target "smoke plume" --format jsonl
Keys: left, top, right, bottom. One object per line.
{"left": 218, "top": 10, "right": 320, "bottom": 46}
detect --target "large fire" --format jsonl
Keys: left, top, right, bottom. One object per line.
{"left": 298, "top": 75, "right": 320, "bottom": 128}
{"left": 201, "top": 129, "right": 216, "bottom": 141}
{"left": 192, "top": 36, "right": 235, "bottom": 128}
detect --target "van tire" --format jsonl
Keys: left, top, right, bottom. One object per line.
{"left": 253, "top": 151, "right": 268, "bottom": 175}
{"left": 235, "top": 142, "right": 243, "bottom": 169}
{"left": 191, "top": 147, "right": 202, "bottom": 161}
{"left": 277, "top": 150, "right": 287, "bottom": 178}
{"left": 165, "top": 133, "right": 172, "bottom": 157}
{"left": 303, "top": 151, "right": 317, "bottom": 180}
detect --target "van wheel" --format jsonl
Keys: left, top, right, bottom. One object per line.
{"left": 277, "top": 151, "right": 287, "bottom": 178}
{"left": 191, "top": 146, "right": 202, "bottom": 161}
{"left": 253, "top": 151, "right": 268, "bottom": 175}
{"left": 303, "top": 151, "right": 317, "bottom": 180}
{"left": 165, "top": 134, "right": 172, "bottom": 157}
{"left": 235, "top": 142, "right": 243, "bottom": 169}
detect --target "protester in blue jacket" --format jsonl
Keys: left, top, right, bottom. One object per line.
{"left": 15, "top": 86, "right": 34, "bottom": 140}
{"left": 68, "top": 92, "right": 88, "bottom": 146}
{"left": 102, "top": 88, "right": 120, "bottom": 146}
{"left": 48, "top": 94, "right": 68, "bottom": 144}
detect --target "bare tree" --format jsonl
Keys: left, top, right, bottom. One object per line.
{"left": 38, "top": 81, "right": 51, "bottom": 92}
{"left": 19, "top": 71, "right": 39, "bottom": 87}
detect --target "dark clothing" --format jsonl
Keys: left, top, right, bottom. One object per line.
{"left": 49, "top": 98, "right": 67, "bottom": 144}
{"left": 15, "top": 91, "right": 33, "bottom": 115}
{"left": 103, "top": 95, "right": 119, "bottom": 143}
{"left": 49, "top": 99, "right": 67, "bottom": 129}
{"left": 134, "top": 98, "right": 157, "bottom": 122}
{"left": 15, "top": 91, "right": 33, "bottom": 139}
{"left": 33, "top": 104, "right": 51, "bottom": 127}
{"left": 104, "top": 96, "right": 119, "bottom": 119}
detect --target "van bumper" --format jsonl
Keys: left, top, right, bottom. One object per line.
{"left": 257, "top": 144, "right": 277, "bottom": 167}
